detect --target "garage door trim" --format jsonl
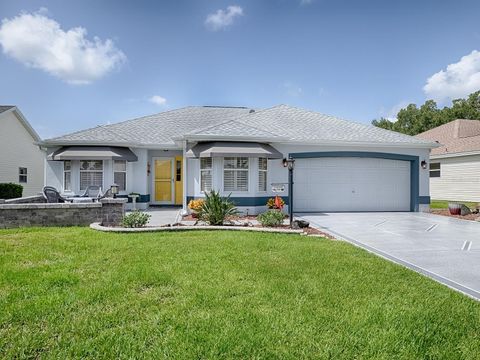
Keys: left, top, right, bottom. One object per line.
{"left": 288, "top": 151, "right": 420, "bottom": 212}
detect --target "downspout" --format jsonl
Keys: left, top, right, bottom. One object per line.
{"left": 288, "top": 160, "right": 294, "bottom": 226}
{"left": 182, "top": 140, "right": 188, "bottom": 214}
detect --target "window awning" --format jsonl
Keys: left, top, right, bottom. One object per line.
{"left": 47, "top": 146, "right": 138, "bottom": 162}
{"left": 186, "top": 142, "right": 283, "bottom": 159}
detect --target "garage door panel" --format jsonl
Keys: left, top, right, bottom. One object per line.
{"left": 294, "top": 157, "right": 411, "bottom": 212}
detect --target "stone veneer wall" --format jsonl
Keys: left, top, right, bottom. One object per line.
{"left": 1, "top": 194, "right": 46, "bottom": 204}
{"left": 0, "top": 198, "right": 127, "bottom": 229}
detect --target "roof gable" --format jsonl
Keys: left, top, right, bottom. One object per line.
{"left": 0, "top": 105, "right": 41, "bottom": 142}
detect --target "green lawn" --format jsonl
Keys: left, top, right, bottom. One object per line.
{"left": 1, "top": 228, "right": 479, "bottom": 359}
{"left": 430, "top": 199, "right": 478, "bottom": 209}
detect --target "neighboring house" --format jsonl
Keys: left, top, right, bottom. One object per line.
{"left": 0, "top": 106, "right": 44, "bottom": 197}
{"left": 41, "top": 105, "right": 437, "bottom": 213}
{"left": 416, "top": 119, "right": 480, "bottom": 202}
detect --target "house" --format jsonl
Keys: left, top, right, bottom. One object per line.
{"left": 40, "top": 105, "right": 437, "bottom": 213}
{"left": 0, "top": 106, "right": 44, "bottom": 197}
{"left": 416, "top": 119, "right": 480, "bottom": 202}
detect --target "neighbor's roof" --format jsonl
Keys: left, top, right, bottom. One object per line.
{"left": 416, "top": 119, "right": 480, "bottom": 156}
{"left": 0, "top": 105, "right": 15, "bottom": 114}
{"left": 43, "top": 104, "right": 436, "bottom": 148}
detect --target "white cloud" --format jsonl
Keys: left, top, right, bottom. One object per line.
{"left": 205, "top": 5, "right": 243, "bottom": 31}
{"left": 424, "top": 50, "right": 480, "bottom": 103}
{"left": 149, "top": 95, "right": 167, "bottom": 106}
{"left": 380, "top": 100, "right": 411, "bottom": 122}
{"left": 0, "top": 9, "right": 126, "bottom": 84}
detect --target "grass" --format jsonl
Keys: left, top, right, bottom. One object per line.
{"left": 430, "top": 199, "right": 478, "bottom": 209}
{"left": 1, "top": 228, "right": 479, "bottom": 359}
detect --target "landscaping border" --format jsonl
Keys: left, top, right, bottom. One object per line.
{"left": 90, "top": 222, "right": 304, "bottom": 234}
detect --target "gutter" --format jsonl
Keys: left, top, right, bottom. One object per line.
{"left": 430, "top": 150, "right": 480, "bottom": 159}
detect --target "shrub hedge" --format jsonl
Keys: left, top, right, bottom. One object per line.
{"left": 0, "top": 183, "right": 23, "bottom": 200}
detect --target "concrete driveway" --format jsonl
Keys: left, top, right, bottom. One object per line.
{"left": 299, "top": 212, "right": 480, "bottom": 300}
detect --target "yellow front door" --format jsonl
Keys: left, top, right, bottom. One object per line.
{"left": 154, "top": 159, "right": 173, "bottom": 203}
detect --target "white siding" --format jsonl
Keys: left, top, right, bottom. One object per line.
{"left": 0, "top": 111, "right": 44, "bottom": 196}
{"left": 430, "top": 155, "right": 480, "bottom": 202}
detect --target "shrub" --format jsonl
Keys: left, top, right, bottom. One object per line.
{"left": 266, "top": 196, "right": 285, "bottom": 210}
{"left": 188, "top": 198, "right": 205, "bottom": 212}
{"left": 198, "top": 190, "right": 239, "bottom": 225}
{"left": 122, "top": 211, "right": 151, "bottom": 228}
{"left": 257, "top": 210, "right": 285, "bottom": 227}
{"left": 0, "top": 183, "right": 23, "bottom": 199}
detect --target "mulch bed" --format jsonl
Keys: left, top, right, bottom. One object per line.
{"left": 181, "top": 214, "right": 334, "bottom": 238}
{"left": 430, "top": 209, "right": 480, "bottom": 222}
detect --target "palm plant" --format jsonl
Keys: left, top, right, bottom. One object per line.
{"left": 198, "top": 190, "right": 239, "bottom": 225}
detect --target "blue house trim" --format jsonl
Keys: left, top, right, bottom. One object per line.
{"left": 288, "top": 151, "right": 423, "bottom": 212}
{"left": 187, "top": 196, "right": 289, "bottom": 207}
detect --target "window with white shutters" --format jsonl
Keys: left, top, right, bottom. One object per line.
{"left": 224, "top": 157, "right": 248, "bottom": 192}
{"left": 258, "top": 158, "right": 267, "bottom": 192}
{"left": 80, "top": 160, "right": 103, "bottom": 190}
{"left": 114, "top": 160, "right": 127, "bottom": 191}
{"left": 200, "top": 158, "right": 212, "bottom": 192}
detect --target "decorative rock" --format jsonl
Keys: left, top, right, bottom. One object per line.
{"left": 460, "top": 204, "right": 472, "bottom": 216}
{"left": 292, "top": 219, "right": 310, "bottom": 229}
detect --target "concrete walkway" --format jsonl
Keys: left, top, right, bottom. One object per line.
{"left": 300, "top": 212, "right": 480, "bottom": 300}
{"left": 139, "top": 207, "right": 181, "bottom": 226}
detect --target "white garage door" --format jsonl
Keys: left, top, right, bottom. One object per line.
{"left": 294, "top": 157, "right": 411, "bottom": 212}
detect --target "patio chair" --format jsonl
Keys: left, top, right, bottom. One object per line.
{"left": 42, "top": 186, "right": 71, "bottom": 203}
{"left": 98, "top": 188, "right": 113, "bottom": 200}
{"left": 81, "top": 186, "right": 103, "bottom": 199}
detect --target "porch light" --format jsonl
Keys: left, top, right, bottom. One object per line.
{"left": 282, "top": 158, "right": 295, "bottom": 170}
{"left": 421, "top": 160, "right": 428, "bottom": 169}
{"left": 110, "top": 183, "right": 119, "bottom": 198}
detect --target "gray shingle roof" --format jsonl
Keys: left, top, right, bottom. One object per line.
{"left": 0, "top": 105, "right": 14, "bottom": 114}
{"left": 185, "top": 119, "right": 284, "bottom": 139}
{"left": 45, "top": 106, "right": 253, "bottom": 146}
{"left": 228, "top": 105, "right": 433, "bottom": 145}
{"left": 44, "top": 104, "right": 435, "bottom": 147}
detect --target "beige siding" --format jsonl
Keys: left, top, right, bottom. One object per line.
{"left": 0, "top": 111, "right": 45, "bottom": 197}
{"left": 430, "top": 155, "right": 480, "bottom": 202}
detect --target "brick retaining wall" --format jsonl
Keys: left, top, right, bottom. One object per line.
{"left": 0, "top": 198, "right": 126, "bottom": 228}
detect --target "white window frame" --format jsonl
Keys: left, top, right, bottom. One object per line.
{"left": 200, "top": 157, "right": 212, "bottom": 193}
{"left": 18, "top": 167, "right": 27, "bottom": 183}
{"left": 79, "top": 160, "right": 104, "bottom": 191}
{"left": 63, "top": 161, "right": 72, "bottom": 191}
{"left": 429, "top": 162, "right": 441, "bottom": 178}
{"left": 113, "top": 160, "right": 127, "bottom": 192}
{"left": 258, "top": 158, "right": 268, "bottom": 192}
{"left": 223, "top": 157, "right": 249, "bottom": 192}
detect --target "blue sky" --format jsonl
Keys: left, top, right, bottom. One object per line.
{"left": 1, "top": 0, "right": 480, "bottom": 138}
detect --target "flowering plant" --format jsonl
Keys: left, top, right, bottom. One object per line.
{"left": 188, "top": 199, "right": 205, "bottom": 212}
{"left": 266, "top": 196, "right": 285, "bottom": 210}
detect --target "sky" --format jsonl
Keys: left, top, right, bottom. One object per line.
{"left": 1, "top": 0, "right": 480, "bottom": 139}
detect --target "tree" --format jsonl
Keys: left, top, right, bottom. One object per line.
{"left": 372, "top": 91, "right": 480, "bottom": 135}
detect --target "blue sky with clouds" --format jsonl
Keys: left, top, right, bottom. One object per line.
{"left": 1, "top": 0, "right": 480, "bottom": 138}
